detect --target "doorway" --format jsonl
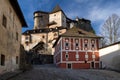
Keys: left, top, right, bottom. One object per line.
{"left": 91, "top": 61, "right": 95, "bottom": 69}
{"left": 67, "top": 63, "right": 72, "bottom": 69}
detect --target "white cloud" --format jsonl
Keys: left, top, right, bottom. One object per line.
{"left": 88, "top": 6, "right": 120, "bottom": 22}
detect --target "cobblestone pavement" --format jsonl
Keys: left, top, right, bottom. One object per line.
{"left": 9, "top": 65, "right": 120, "bottom": 80}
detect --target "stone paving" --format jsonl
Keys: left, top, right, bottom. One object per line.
{"left": 8, "top": 65, "right": 120, "bottom": 80}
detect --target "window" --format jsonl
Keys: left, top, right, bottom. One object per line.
{"left": 65, "top": 39, "right": 69, "bottom": 49}
{"left": 25, "top": 36, "right": 29, "bottom": 40}
{"left": 16, "top": 32, "right": 18, "bottom": 41}
{"left": 1, "top": 54, "right": 5, "bottom": 66}
{"left": 65, "top": 43, "right": 69, "bottom": 47}
{"left": 85, "top": 44, "right": 88, "bottom": 47}
{"left": 67, "top": 63, "right": 72, "bottom": 69}
{"left": 76, "top": 42, "right": 79, "bottom": 46}
{"left": 85, "top": 60, "right": 87, "bottom": 63}
{"left": 42, "top": 35, "right": 45, "bottom": 38}
{"left": 92, "top": 44, "right": 94, "bottom": 47}
{"left": 16, "top": 56, "right": 18, "bottom": 64}
{"left": 2, "top": 15, "right": 7, "bottom": 28}
{"left": 91, "top": 40, "right": 95, "bottom": 50}
{"left": 65, "top": 54, "right": 69, "bottom": 58}
{"left": 84, "top": 39, "right": 88, "bottom": 50}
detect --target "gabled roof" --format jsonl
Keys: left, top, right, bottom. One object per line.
{"left": 61, "top": 27, "right": 101, "bottom": 38}
{"left": 9, "top": 0, "right": 27, "bottom": 27}
{"left": 32, "top": 42, "right": 45, "bottom": 50}
{"left": 53, "top": 27, "right": 101, "bottom": 47}
{"left": 51, "top": 5, "right": 62, "bottom": 13}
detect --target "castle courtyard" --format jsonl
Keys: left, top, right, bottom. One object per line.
{"left": 8, "top": 65, "right": 120, "bottom": 80}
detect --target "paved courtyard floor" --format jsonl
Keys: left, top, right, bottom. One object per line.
{"left": 9, "top": 65, "right": 120, "bottom": 80}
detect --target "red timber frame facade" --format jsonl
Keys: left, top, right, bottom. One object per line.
{"left": 54, "top": 37, "right": 100, "bottom": 69}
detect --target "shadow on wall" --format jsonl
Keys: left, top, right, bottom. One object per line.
{"left": 100, "top": 50, "right": 120, "bottom": 72}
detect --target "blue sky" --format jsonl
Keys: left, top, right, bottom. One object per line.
{"left": 18, "top": 0, "right": 120, "bottom": 34}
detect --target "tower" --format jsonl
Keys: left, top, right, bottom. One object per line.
{"left": 33, "top": 11, "right": 49, "bottom": 29}
{"left": 49, "top": 5, "right": 67, "bottom": 28}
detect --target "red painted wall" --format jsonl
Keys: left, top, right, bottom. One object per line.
{"left": 54, "top": 37, "right": 100, "bottom": 69}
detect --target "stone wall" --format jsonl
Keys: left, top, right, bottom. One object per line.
{"left": 0, "top": 0, "right": 22, "bottom": 74}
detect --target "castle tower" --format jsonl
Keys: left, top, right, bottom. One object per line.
{"left": 33, "top": 11, "right": 49, "bottom": 29}
{"left": 49, "top": 5, "right": 67, "bottom": 28}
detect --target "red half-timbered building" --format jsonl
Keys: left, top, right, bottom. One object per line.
{"left": 53, "top": 27, "right": 101, "bottom": 69}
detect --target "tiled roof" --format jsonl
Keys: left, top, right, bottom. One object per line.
{"left": 53, "top": 27, "right": 101, "bottom": 47}
{"left": 22, "top": 27, "right": 67, "bottom": 35}
{"left": 61, "top": 26, "right": 101, "bottom": 38}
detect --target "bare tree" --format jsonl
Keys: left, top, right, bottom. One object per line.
{"left": 100, "top": 14, "right": 120, "bottom": 46}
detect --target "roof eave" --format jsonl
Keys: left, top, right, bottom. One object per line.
{"left": 9, "top": 0, "right": 28, "bottom": 27}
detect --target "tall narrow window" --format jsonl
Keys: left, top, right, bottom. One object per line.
{"left": 16, "top": 56, "right": 18, "bottom": 64}
{"left": 1, "top": 54, "right": 5, "bottom": 66}
{"left": 2, "top": 15, "right": 7, "bottom": 28}
{"left": 84, "top": 39, "right": 88, "bottom": 50}
{"left": 91, "top": 39, "right": 95, "bottom": 50}
{"left": 65, "top": 52, "right": 69, "bottom": 60}
{"left": 65, "top": 42, "right": 69, "bottom": 47}
{"left": 16, "top": 32, "right": 18, "bottom": 41}
{"left": 65, "top": 39, "right": 69, "bottom": 49}
{"left": 75, "top": 39, "right": 79, "bottom": 50}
